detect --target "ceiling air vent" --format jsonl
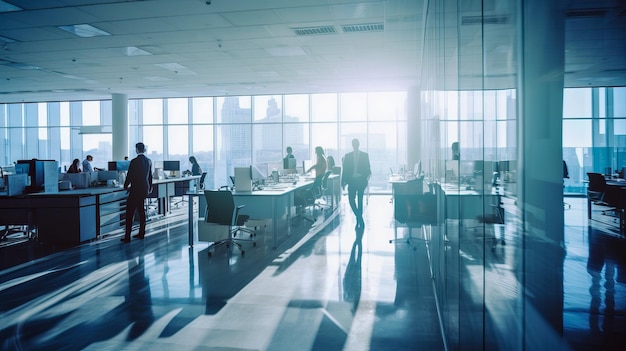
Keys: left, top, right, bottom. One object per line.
{"left": 292, "top": 25, "right": 336, "bottom": 36}
{"left": 565, "top": 9, "right": 606, "bottom": 18}
{"left": 462, "top": 15, "right": 509, "bottom": 25}
{"left": 341, "top": 23, "right": 384, "bottom": 33}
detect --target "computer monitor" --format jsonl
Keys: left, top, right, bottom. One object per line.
{"left": 234, "top": 167, "right": 252, "bottom": 191}
{"left": 163, "top": 160, "right": 180, "bottom": 171}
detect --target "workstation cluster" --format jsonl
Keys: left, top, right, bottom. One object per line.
{"left": 390, "top": 160, "right": 507, "bottom": 249}
{"left": 0, "top": 159, "right": 199, "bottom": 245}
{"left": 188, "top": 162, "right": 341, "bottom": 250}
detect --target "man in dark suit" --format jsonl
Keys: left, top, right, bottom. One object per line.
{"left": 122, "top": 142, "right": 153, "bottom": 243}
{"left": 341, "top": 138, "right": 371, "bottom": 228}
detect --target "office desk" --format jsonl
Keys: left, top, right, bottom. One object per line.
{"left": 150, "top": 176, "right": 200, "bottom": 215}
{"left": 0, "top": 187, "right": 128, "bottom": 245}
{"left": 187, "top": 180, "right": 312, "bottom": 248}
{"left": 234, "top": 180, "right": 313, "bottom": 248}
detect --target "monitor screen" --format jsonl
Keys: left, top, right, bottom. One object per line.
{"left": 163, "top": 160, "right": 180, "bottom": 171}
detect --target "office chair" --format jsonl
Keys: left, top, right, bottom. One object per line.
{"left": 563, "top": 160, "right": 571, "bottom": 210}
{"left": 203, "top": 188, "right": 256, "bottom": 257}
{"left": 312, "top": 170, "right": 333, "bottom": 210}
{"left": 587, "top": 172, "right": 616, "bottom": 218}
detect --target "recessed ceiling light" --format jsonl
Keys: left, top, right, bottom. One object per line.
{"left": 58, "top": 24, "right": 111, "bottom": 38}
{"left": 0, "top": 0, "right": 22, "bottom": 12}
{"left": 124, "top": 46, "right": 152, "bottom": 56}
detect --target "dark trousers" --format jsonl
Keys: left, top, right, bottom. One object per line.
{"left": 347, "top": 177, "right": 368, "bottom": 220}
{"left": 125, "top": 193, "right": 147, "bottom": 238}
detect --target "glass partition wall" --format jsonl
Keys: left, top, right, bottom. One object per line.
{"left": 419, "top": 0, "right": 523, "bottom": 349}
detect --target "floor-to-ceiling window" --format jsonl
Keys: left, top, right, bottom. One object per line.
{"left": 0, "top": 91, "right": 407, "bottom": 193}
{"left": 563, "top": 87, "right": 626, "bottom": 195}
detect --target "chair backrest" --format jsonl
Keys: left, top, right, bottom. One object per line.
{"left": 587, "top": 172, "right": 607, "bottom": 192}
{"left": 199, "top": 172, "right": 207, "bottom": 189}
{"left": 204, "top": 189, "right": 236, "bottom": 226}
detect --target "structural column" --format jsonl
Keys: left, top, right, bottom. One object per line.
{"left": 112, "top": 93, "right": 129, "bottom": 160}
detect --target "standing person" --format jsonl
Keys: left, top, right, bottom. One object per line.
{"left": 122, "top": 142, "right": 153, "bottom": 243}
{"left": 306, "top": 146, "right": 327, "bottom": 194}
{"left": 341, "top": 138, "right": 371, "bottom": 228}
{"left": 189, "top": 156, "right": 202, "bottom": 176}
{"left": 67, "top": 158, "right": 81, "bottom": 173}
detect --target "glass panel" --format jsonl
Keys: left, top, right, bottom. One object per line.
{"left": 192, "top": 97, "right": 213, "bottom": 123}
{"left": 284, "top": 94, "right": 309, "bottom": 122}
{"left": 614, "top": 87, "right": 626, "bottom": 117}
{"left": 82, "top": 101, "right": 100, "bottom": 126}
{"left": 143, "top": 99, "right": 163, "bottom": 125}
{"left": 368, "top": 91, "right": 407, "bottom": 121}
{"left": 339, "top": 92, "right": 367, "bottom": 122}
{"left": 142, "top": 125, "right": 164, "bottom": 161}
{"left": 253, "top": 124, "right": 282, "bottom": 167}
{"left": 167, "top": 98, "right": 188, "bottom": 124}
{"left": 216, "top": 96, "right": 251, "bottom": 124}
{"left": 311, "top": 93, "right": 337, "bottom": 122}
{"left": 60, "top": 102, "right": 70, "bottom": 126}
{"left": 167, "top": 125, "right": 188, "bottom": 160}
{"left": 563, "top": 88, "right": 592, "bottom": 118}
{"left": 254, "top": 95, "right": 282, "bottom": 122}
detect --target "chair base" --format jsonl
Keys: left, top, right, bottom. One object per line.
{"left": 207, "top": 227, "right": 256, "bottom": 257}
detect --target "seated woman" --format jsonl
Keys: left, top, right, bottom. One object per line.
{"left": 67, "top": 158, "right": 81, "bottom": 173}
{"left": 306, "top": 146, "right": 328, "bottom": 195}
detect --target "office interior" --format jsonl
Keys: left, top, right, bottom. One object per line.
{"left": 1, "top": 0, "right": 626, "bottom": 350}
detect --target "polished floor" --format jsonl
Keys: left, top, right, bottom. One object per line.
{"left": 0, "top": 195, "right": 624, "bottom": 350}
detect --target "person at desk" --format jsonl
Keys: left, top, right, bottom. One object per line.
{"left": 283, "top": 146, "right": 296, "bottom": 172}
{"left": 67, "top": 158, "right": 81, "bottom": 173}
{"left": 189, "top": 156, "right": 202, "bottom": 176}
{"left": 122, "top": 142, "right": 153, "bottom": 243}
{"left": 82, "top": 155, "right": 103, "bottom": 172}
{"left": 306, "top": 146, "right": 327, "bottom": 194}
{"left": 342, "top": 138, "right": 371, "bottom": 229}
{"left": 451, "top": 141, "right": 460, "bottom": 161}
{"left": 327, "top": 155, "right": 340, "bottom": 174}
